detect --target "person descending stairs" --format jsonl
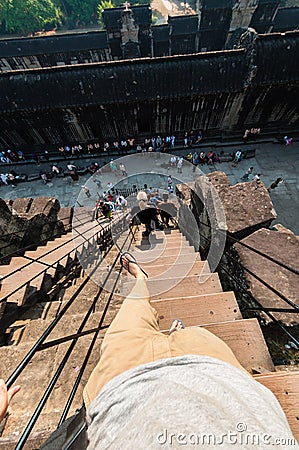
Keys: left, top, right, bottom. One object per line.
{"left": 83, "top": 228, "right": 299, "bottom": 449}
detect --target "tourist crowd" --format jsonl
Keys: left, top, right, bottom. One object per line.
{"left": 0, "top": 131, "right": 204, "bottom": 166}
{"left": 0, "top": 128, "right": 294, "bottom": 172}
{"left": 0, "top": 145, "right": 251, "bottom": 188}
{"left": 96, "top": 186, "right": 178, "bottom": 237}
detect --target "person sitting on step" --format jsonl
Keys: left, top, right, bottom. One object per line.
{"left": 83, "top": 253, "right": 297, "bottom": 449}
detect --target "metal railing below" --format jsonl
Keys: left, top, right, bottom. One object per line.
{"left": 193, "top": 228, "right": 299, "bottom": 348}
{"left": 4, "top": 215, "right": 136, "bottom": 449}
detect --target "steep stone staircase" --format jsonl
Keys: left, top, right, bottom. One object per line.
{"left": 0, "top": 209, "right": 101, "bottom": 309}
{"left": 119, "top": 228, "right": 299, "bottom": 441}
{"left": 0, "top": 225, "right": 298, "bottom": 448}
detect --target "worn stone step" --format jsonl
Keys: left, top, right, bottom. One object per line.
{"left": 0, "top": 253, "right": 71, "bottom": 306}
{"left": 0, "top": 267, "right": 46, "bottom": 306}
{"left": 118, "top": 273, "right": 223, "bottom": 299}
{"left": 0, "top": 344, "right": 61, "bottom": 444}
{"left": 0, "top": 256, "right": 34, "bottom": 268}
{"left": 254, "top": 371, "right": 299, "bottom": 441}
{"left": 0, "top": 258, "right": 29, "bottom": 274}
{"left": 40, "top": 236, "right": 73, "bottom": 250}
{"left": 0, "top": 240, "right": 78, "bottom": 306}
{"left": 0, "top": 244, "right": 82, "bottom": 307}
{"left": 13, "top": 311, "right": 104, "bottom": 345}
{"left": 160, "top": 318, "right": 274, "bottom": 373}
{"left": 5, "top": 300, "right": 75, "bottom": 346}
{"left": 128, "top": 252, "right": 202, "bottom": 267}
{"left": 0, "top": 428, "right": 51, "bottom": 449}
{"left": 193, "top": 318, "right": 274, "bottom": 373}
{"left": 140, "top": 259, "right": 209, "bottom": 278}
{"left": 46, "top": 233, "right": 72, "bottom": 243}
{"left": 133, "top": 246, "right": 196, "bottom": 259}
{"left": 134, "top": 235, "right": 186, "bottom": 244}
{"left": 135, "top": 239, "right": 193, "bottom": 250}
{"left": 125, "top": 247, "right": 198, "bottom": 268}
{"left": 33, "top": 242, "right": 76, "bottom": 267}
{"left": 5, "top": 319, "right": 31, "bottom": 346}
{"left": 25, "top": 240, "right": 76, "bottom": 268}
{"left": 134, "top": 235, "right": 183, "bottom": 244}
{"left": 0, "top": 335, "right": 103, "bottom": 443}
{"left": 135, "top": 243, "right": 193, "bottom": 255}
{"left": 121, "top": 246, "right": 201, "bottom": 267}
{"left": 151, "top": 291, "right": 242, "bottom": 328}
{"left": 0, "top": 236, "right": 71, "bottom": 267}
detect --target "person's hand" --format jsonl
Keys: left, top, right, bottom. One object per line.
{"left": 0, "top": 379, "right": 20, "bottom": 422}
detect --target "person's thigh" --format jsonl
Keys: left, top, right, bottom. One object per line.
{"left": 107, "top": 298, "right": 159, "bottom": 335}
{"left": 83, "top": 299, "right": 163, "bottom": 407}
{"left": 169, "top": 326, "right": 245, "bottom": 372}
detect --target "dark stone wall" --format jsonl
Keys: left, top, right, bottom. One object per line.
{"left": 0, "top": 31, "right": 298, "bottom": 149}
{"left": 0, "top": 197, "right": 65, "bottom": 263}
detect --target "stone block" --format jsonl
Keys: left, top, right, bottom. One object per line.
{"left": 243, "top": 148, "right": 256, "bottom": 159}
{"left": 58, "top": 207, "right": 73, "bottom": 232}
{"left": 194, "top": 171, "right": 277, "bottom": 235}
{"left": 11, "top": 197, "right": 33, "bottom": 215}
{"left": 0, "top": 344, "right": 58, "bottom": 438}
{"left": 28, "top": 197, "right": 60, "bottom": 221}
{"left": 218, "top": 155, "right": 233, "bottom": 162}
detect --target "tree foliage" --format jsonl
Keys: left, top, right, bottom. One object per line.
{"left": 0, "top": 0, "right": 152, "bottom": 35}
{"left": 57, "top": 0, "right": 99, "bottom": 27}
{"left": 2, "top": 0, "right": 62, "bottom": 34}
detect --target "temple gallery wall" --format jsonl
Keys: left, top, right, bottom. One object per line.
{"left": 0, "top": 28, "right": 298, "bottom": 149}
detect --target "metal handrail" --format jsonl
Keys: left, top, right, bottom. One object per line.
{"left": 195, "top": 230, "right": 299, "bottom": 347}
{"left": 0, "top": 224, "right": 101, "bottom": 304}
{"left": 0, "top": 210, "right": 96, "bottom": 264}
{"left": 58, "top": 257, "right": 124, "bottom": 426}
{"left": 8, "top": 217, "right": 136, "bottom": 449}
{"left": 225, "top": 251, "right": 299, "bottom": 313}
{"left": 197, "top": 219, "right": 299, "bottom": 276}
{"left": 0, "top": 217, "right": 101, "bottom": 284}
{"left": 195, "top": 225, "right": 299, "bottom": 313}
{"left": 38, "top": 325, "right": 110, "bottom": 351}
{"left": 5, "top": 218, "right": 119, "bottom": 388}
{"left": 57, "top": 221, "right": 133, "bottom": 427}
{"left": 218, "top": 258, "right": 299, "bottom": 347}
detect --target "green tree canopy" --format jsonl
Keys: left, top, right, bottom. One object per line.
{"left": 2, "top": 0, "right": 62, "bottom": 34}
{"left": 56, "top": 0, "right": 99, "bottom": 27}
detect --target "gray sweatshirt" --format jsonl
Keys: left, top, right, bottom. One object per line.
{"left": 87, "top": 355, "right": 298, "bottom": 449}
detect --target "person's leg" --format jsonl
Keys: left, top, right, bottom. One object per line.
{"left": 160, "top": 211, "right": 170, "bottom": 227}
{"left": 83, "top": 255, "right": 165, "bottom": 408}
{"left": 160, "top": 211, "right": 167, "bottom": 226}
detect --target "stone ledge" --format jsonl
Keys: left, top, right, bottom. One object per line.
{"left": 194, "top": 171, "right": 277, "bottom": 235}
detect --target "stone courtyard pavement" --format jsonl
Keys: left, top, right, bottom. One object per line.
{"left": 0, "top": 141, "right": 298, "bottom": 234}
